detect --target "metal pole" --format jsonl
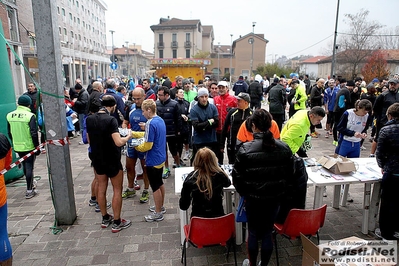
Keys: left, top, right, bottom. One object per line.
{"left": 110, "top": 30, "right": 115, "bottom": 77}
{"left": 217, "top": 42, "right": 220, "bottom": 81}
{"left": 331, "top": 0, "right": 340, "bottom": 79}
{"left": 125, "top": 41, "right": 129, "bottom": 78}
{"left": 250, "top": 22, "right": 256, "bottom": 80}
{"left": 32, "top": 0, "right": 76, "bottom": 225}
{"left": 230, "top": 34, "right": 233, "bottom": 84}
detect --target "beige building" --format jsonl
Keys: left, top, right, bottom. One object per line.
{"left": 150, "top": 17, "right": 269, "bottom": 82}
{"left": 150, "top": 17, "right": 213, "bottom": 59}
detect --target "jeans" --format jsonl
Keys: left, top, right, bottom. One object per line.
{"left": 17, "top": 151, "right": 36, "bottom": 190}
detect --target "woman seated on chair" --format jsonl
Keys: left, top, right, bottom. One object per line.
{"left": 233, "top": 109, "right": 295, "bottom": 266}
{"left": 179, "top": 147, "right": 231, "bottom": 218}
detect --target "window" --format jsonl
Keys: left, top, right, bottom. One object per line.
{"left": 159, "top": 33, "right": 163, "bottom": 42}
{"left": 62, "top": 8, "right": 65, "bottom": 16}
{"left": 63, "top": 28, "right": 67, "bottom": 35}
{"left": 224, "top": 68, "right": 229, "bottom": 74}
{"left": 70, "top": 31, "right": 74, "bottom": 38}
{"left": 77, "top": 18, "right": 80, "bottom": 25}
{"left": 59, "top": 27, "right": 62, "bottom": 35}
{"left": 186, "top": 33, "right": 190, "bottom": 41}
{"left": 172, "top": 33, "right": 177, "bottom": 42}
{"left": 172, "top": 49, "right": 177, "bottom": 58}
{"left": 57, "top": 6, "right": 60, "bottom": 14}
{"left": 76, "top": 1, "right": 79, "bottom": 7}
{"left": 159, "top": 50, "right": 163, "bottom": 58}
{"left": 69, "top": 13, "right": 72, "bottom": 20}
{"left": 186, "top": 49, "right": 190, "bottom": 58}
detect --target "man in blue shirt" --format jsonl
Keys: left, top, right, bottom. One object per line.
{"left": 133, "top": 99, "right": 167, "bottom": 222}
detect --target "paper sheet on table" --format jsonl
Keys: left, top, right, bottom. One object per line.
{"left": 351, "top": 170, "right": 380, "bottom": 181}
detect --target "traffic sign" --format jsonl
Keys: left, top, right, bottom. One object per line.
{"left": 110, "top": 62, "right": 118, "bottom": 70}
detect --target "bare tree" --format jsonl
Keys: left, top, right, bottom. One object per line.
{"left": 376, "top": 26, "right": 399, "bottom": 50}
{"left": 338, "top": 9, "right": 384, "bottom": 78}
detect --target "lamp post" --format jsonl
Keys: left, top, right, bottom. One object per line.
{"left": 125, "top": 41, "right": 129, "bottom": 78}
{"left": 217, "top": 42, "right": 220, "bottom": 81}
{"left": 109, "top": 30, "right": 115, "bottom": 77}
{"left": 230, "top": 34, "right": 233, "bottom": 84}
{"left": 249, "top": 22, "right": 256, "bottom": 80}
{"left": 331, "top": 0, "right": 340, "bottom": 79}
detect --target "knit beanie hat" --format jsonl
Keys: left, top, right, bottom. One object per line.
{"left": 18, "top": 95, "right": 32, "bottom": 107}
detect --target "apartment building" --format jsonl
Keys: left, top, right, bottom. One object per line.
{"left": 149, "top": 17, "right": 268, "bottom": 82}
{"left": 1, "top": 0, "right": 110, "bottom": 93}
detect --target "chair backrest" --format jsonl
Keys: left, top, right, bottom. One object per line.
{"left": 280, "top": 204, "right": 327, "bottom": 240}
{"left": 187, "top": 213, "right": 236, "bottom": 248}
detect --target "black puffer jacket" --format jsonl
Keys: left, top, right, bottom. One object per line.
{"left": 156, "top": 97, "right": 181, "bottom": 136}
{"left": 376, "top": 119, "right": 399, "bottom": 174}
{"left": 233, "top": 133, "right": 295, "bottom": 200}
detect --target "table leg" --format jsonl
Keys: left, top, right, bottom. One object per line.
{"left": 225, "top": 191, "right": 232, "bottom": 213}
{"left": 234, "top": 192, "right": 243, "bottom": 245}
{"left": 332, "top": 185, "right": 341, "bottom": 209}
{"left": 368, "top": 182, "right": 381, "bottom": 232}
{"left": 180, "top": 209, "right": 188, "bottom": 246}
{"left": 362, "top": 183, "right": 372, "bottom": 234}
{"left": 313, "top": 186, "right": 323, "bottom": 208}
{"left": 340, "top": 184, "right": 349, "bottom": 207}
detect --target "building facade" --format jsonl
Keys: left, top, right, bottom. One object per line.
{"left": 1, "top": 0, "right": 110, "bottom": 96}
{"left": 150, "top": 17, "right": 269, "bottom": 83}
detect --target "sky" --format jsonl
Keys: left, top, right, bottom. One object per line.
{"left": 105, "top": 0, "right": 398, "bottom": 62}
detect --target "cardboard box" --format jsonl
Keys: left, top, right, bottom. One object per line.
{"left": 317, "top": 155, "right": 356, "bottom": 175}
{"left": 301, "top": 233, "right": 396, "bottom": 266}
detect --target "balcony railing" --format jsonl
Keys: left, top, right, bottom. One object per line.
{"left": 171, "top": 41, "right": 178, "bottom": 48}
{"left": 184, "top": 41, "right": 191, "bottom": 48}
{"left": 158, "top": 42, "right": 164, "bottom": 48}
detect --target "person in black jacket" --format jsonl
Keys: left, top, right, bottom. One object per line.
{"left": 220, "top": 92, "right": 253, "bottom": 164}
{"left": 248, "top": 74, "right": 263, "bottom": 109}
{"left": 175, "top": 88, "right": 191, "bottom": 161}
{"left": 268, "top": 78, "right": 287, "bottom": 131}
{"left": 156, "top": 86, "right": 182, "bottom": 178}
{"left": 179, "top": 147, "right": 231, "bottom": 218}
{"left": 73, "top": 83, "right": 89, "bottom": 144}
{"left": 376, "top": 103, "right": 399, "bottom": 240}
{"left": 233, "top": 109, "right": 295, "bottom": 266}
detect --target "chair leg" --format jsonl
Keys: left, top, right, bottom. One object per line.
{"left": 273, "top": 232, "right": 279, "bottom": 266}
{"left": 181, "top": 239, "right": 187, "bottom": 265}
{"left": 232, "top": 238, "right": 237, "bottom": 266}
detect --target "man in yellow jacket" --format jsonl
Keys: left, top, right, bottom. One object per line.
{"left": 7, "top": 95, "right": 39, "bottom": 199}
{"left": 281, "top": 106, "right": 325, "bottom": 157}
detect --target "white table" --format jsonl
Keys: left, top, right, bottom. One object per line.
{"left": 306, "top": 157, "right": 382, "bottom": 234}
{"left": 174, "top": 166, "right": 241, "bottom": 246}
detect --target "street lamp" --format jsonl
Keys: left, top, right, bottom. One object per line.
{"left": 217, "top": 42, "right": 221, "bottom": 81}
{"left": 331, "top": 0, "right": 340, "bottom": 79}
{"left": 249, "top": 22, "right": 256, "bottom": 80}
{"left": 230, "top": 34, "right": 233, "bottom": 84}
{"left": 109, "top": 30, "right": 115, "bottom": 77}
{"left": 125, "top": 41, "right": 129, "bottom": 78}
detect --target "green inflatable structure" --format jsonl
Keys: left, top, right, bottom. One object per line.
{"left": 0, "top": 20, "right": 25, "bottom": 182}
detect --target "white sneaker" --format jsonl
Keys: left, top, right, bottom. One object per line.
{"left": 361, "top": 145, "right": 366, "bottom": 150}
{"left": 182, "top": 151, "right": 190, "bottom": 160}
{"left": 242, "top": 259, "right": 250, "bottom": 266}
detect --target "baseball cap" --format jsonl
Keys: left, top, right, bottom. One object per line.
{"left": 217, "top": 81, "right": 228, "bottom": 87}
{"left": 236, "top": 92, "right": 250, "bottom": 103}
{"left": 388, "top": 78, "right": 399, "bottom": 84}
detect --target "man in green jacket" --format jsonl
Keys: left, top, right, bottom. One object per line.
{"left": 281, "top": 106, "right": 325, "bottom": 157}
{"left": 291, "top": 80, "right": 308, "bottom": 114}
{"left": 182, "top": 79, "right": 197, "bottom": 103}
{"left": 7, "top": 95, "right": 39, "bottom": 199}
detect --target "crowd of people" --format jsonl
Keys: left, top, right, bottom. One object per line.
{"left": 2, "top": 71, "right": 399, "bottom": 265}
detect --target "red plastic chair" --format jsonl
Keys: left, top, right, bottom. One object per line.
{"left": 181, "top": 213, "right": 237, "bottom": 266}
{"left": 273, "top": 204, "right": 327, "bottom": 266}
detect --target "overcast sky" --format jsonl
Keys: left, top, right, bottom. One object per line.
{"left": 105, "top": 0, "right": 398, "bottom": 62}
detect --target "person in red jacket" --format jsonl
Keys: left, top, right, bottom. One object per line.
{"left": 213, "top": 81, "right": 237, "bottom": 164}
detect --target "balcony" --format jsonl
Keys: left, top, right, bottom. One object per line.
{"left": 22, "top": 45, "right": 37, "bottom": 55}
{"left": 171, "top": 41, "right": 178, "bottom": 48}
{"left": 158, "top": 42, "right": 164, "bottom": 48}
{"left": 184, "top": 41, "right": 191, "bottom": 48}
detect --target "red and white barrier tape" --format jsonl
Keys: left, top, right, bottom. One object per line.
{"left": 0, "top": 137, "right": 69, "bottom": 175}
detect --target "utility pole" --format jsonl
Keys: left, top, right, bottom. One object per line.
{"left": 110, "top": 30, "right": 115, "bottom": 77}
{"left": 249, "top": 22, "right": 256, "bottom": 80}
{"left": 125, "top": 41, "right": 129, "bottom": 78}
{"left": 331, "top": 0, "right": 340, "bottom": 79}
{"left": 217, "top": 42, "right": 220, "bottom": 81}
{"left": 32, "top": 0, "right": 76, "bottom": 225}
{"left": 230, "top": 34, "right": 233, "bottom": 84}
